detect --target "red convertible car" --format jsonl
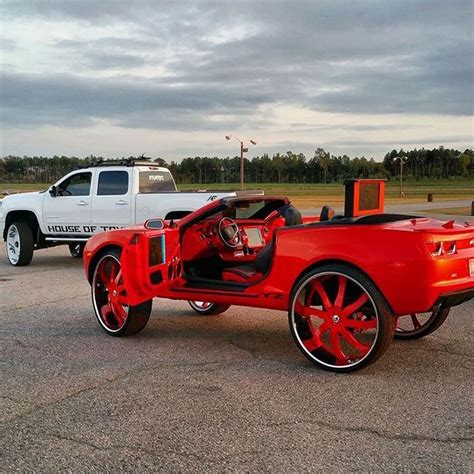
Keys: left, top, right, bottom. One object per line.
{"left": 83, "top": 179, "right": 474, "bottom": 372}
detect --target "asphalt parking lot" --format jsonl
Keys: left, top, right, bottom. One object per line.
{"left": 1, "top": 244, "right": 472, "bottom": 472}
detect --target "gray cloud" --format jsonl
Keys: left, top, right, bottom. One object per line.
{"left": 0, "top": 71, "right": 273, "bottom": 129}
{"left": 0, "top": 0, "right": 472, "bottom": 157}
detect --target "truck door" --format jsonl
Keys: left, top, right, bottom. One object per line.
{"left": 121, "top": 227, "right": 181, "bottom": 306}
{"left": 43, "top": 171, "right": 93, "bottom": 235}
{"left": 91, "top": 170, "right": 132, "bottom": 232}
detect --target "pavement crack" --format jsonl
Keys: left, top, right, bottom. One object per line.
{"left": 269, "top": 419, "right": 473, "bottom": 444}
{"left": 44, "top": 432, "right": 106, "bottom": 452}
{"left": 1, "top": 359, "right": 239, "bottom": 425}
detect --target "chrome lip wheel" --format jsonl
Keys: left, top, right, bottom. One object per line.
{"left": 394, "top": 308, "right": 450, "bottom": 340}
{"left": 7, "top": 224, "right": 20, "bottom": 265}
{"left": 291, "top": 272, "right": 379, "bottom": 370}
{"left": 92, "top": 255, "right": 129, "bottom": 333}
{"left": 189, "top": 301, "right": 212, "bottom": 311}
{"left": 397, "top": 313, "right": 432, "bottom": 334}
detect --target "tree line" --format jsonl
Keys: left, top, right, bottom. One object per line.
{"left": 0, "top": 147, "right": 472, "bottom": 184}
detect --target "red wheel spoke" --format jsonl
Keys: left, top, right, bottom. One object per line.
{"left": 330, "top": 329, "right": 348, "bottom": 362}
{"left": 311, "top": 280, "right": 333, "bottom": 310}
{"left": 98, "top": 265, "right": 109, "bottom": 285}
{"left": 341, "top": 293, "right": 369, "bottom": 317}
{"left": 304, "top": 319, "right": 340, "bottom": 358}
{"left": 111, "top": 300, "right": 127, "bottom": 326}
{"left": 295, "top": 300, "right": 330, "bottom": 320}
{"left": 410, "top": 314, "right": 421, "bottom": 330}
{"left": 303, "top": 336, "right": 320, "bottom": 352}
{"left": 307, "top": 308, "right": 331, "bottom": 320}
{"left": 338, "top": 327, "right": 370, "bottom": 355}
{"left": 294, "top": 299, "right": 306, "bottom": 316}
{"left": 109, "top": 261, "right": 119, "bottom": 284}
{"left": 117, "top": 294, "right": 129, "bottom": 306}
{"left": 343, "top": 318, "right": 377, "bottom": 331}
{"left": 114, "top": 269, "right": 122, "bottom": 285}
{"left": 101, "top": 304, "right": 114, "bottom": 326}
{"left": 334, "top": 276, "right": 347, "bottom": 309}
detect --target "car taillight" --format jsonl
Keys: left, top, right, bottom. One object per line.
{"left": 427, "top": 241, "right": 443, "bottom": 256}
{"left": 426, "top": 240, "right": 458, "bottom": 256}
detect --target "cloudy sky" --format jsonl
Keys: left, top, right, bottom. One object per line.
{"left": 1, "top": 0, "right": 473, "bottom": 161}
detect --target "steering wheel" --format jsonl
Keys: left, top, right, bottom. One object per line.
{"left": 218, "top": 217, "right": 242, "bottom": 248}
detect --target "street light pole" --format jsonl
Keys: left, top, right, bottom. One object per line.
{"left": 239, "top": 140, "right": 244, "bottom": 190}
{"left": 399, "top": 157, "right": 406, "bottom": 198}
{"left": 225, "top": 135, "right": 257, "bottom": 190}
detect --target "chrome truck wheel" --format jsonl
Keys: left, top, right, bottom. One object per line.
{"left": 6, "top": 222, "right": 34, "bottom": 266}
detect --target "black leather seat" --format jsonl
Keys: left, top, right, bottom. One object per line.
{"left": 320, "top": 205, "right": 336, "bottom": 221}
{"left": 222, "top": 206, "right": 302, "bottom": 282}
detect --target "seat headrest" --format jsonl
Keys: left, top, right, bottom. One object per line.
{"left": 285, "top": 206, "right": 302, "bottom": 226}
{"left": 320, "top": 205, "right": 336, "bottom": 222}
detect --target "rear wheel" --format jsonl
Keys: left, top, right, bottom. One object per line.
{"left": 92, "top": 249, "right": 152, "bottom": 336}
{"left": 188, "top": 301, "right": 231, "bottom": 315}
{"left": 69, "top": 242, "right": 85, "bottom": 258}
{"left": 395, "top": 308, "right": 450, "bottom": 340}
{"left": 6, "top": 222, "right": 34, "bottom": 266}
{"left": 289, "top": 264, "right": 396, "bottom": 373}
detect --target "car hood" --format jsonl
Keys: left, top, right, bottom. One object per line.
{"left": 2, "top": 191, "right": 42, "bottom": 205}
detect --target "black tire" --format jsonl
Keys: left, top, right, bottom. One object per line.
{"left": 69, "top": 242, "right": 85, "bottom": 258}
{"left": 6, "top": 221, "right": 34, "bottom": 266}
{"left": 288, "top": 264, "right": 396, "bottom": 373}
{"left": 395, "top": 308, "right": 450, "bottom": 340}
{"left": 91, "top": 248, "right": 152, "bottom": 337}
{"left": 188, "top": 301, "right": 231, "bottom": 315}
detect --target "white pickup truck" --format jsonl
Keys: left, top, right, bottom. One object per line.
{"left": 1, "top": 160, "right": 256, "bottom": 266}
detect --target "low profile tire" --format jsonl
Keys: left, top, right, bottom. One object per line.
{"left": 6, "top": 222, "right": 34, "bottom": 266}
{"left": 289, "top": 264, "right": 396, "bottom": 373}
{"left": 188, "top": 301, "right": 231, "bottom": 315}
{"left": 91, "top": 248, "right": 152, "bottom": 336}
{"left": 395, "top": 308, "right": 450, "bottom": 340}
{"left": 69, "top": 242, "right": 85, "bottom": 258}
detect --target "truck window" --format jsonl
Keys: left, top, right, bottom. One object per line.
{"left": 139, "top": 171, "right": 176, "bottom": 193}
{"left": 57, "top": 172, "right": 92, "bottom": 197}
{"left": 97, "top": 171, "right": 129, "bottom": 195}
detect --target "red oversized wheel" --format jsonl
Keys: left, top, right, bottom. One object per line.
{"left": 395, "top": 308, "right": 450, "bottom": 340}
{"left": 92, "top": 249, "right": 152, "bottom": 336}
{"left": 289, "top": 264, "right": 396, "bottom": 372}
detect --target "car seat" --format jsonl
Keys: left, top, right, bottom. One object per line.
{"left": 221, "top": 206, "right": 302, "bottom": 283}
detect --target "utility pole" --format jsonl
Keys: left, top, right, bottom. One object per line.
{"left": 399, "top": 157, "right": 407, "bottom": 198}
{"left": 225, "top": 135, "right": 257, "bottom": 190}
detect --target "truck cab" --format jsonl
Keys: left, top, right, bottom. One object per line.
{"left": 1, "top": 159, "right": 249, "bottom": 266}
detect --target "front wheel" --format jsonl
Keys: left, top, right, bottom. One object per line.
{"left": 91, "top": 249, "right": 152, "bottom": 336}
{"left": 289, "top": 264, "right": 396, "bottom": 373}
{"left": 6, "top": 222, "right": 34, "bottom": 266}
{"left": 188, "top": 301, "right": 231, "bottom": 315}
{"left": 395, "top": 308, "right": 450, "bottom": 340}
{"left": 69, "top": 242, "right": 85, "bottom": 258}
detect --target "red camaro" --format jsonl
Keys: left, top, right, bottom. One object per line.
{"left": 83, "top": 180, "right": 474, "bottom": 372}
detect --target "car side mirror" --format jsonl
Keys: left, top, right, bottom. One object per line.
{"left": 49, "top": 185, "right": 57, "bottom": 197}
{"left": 144, "top": 218, "right": 165, "bottom": 230}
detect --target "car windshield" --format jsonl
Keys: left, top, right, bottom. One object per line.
{"left": 211, "top": 199, "right": 285, "bottom": 221}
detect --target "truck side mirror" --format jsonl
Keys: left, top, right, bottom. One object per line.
{"left": 49, "top": 185, "right": 57, "bottom": 197}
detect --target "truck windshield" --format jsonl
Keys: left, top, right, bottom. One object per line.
{"left": 139, "top": 170, "right": 177, "bottom": 193}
